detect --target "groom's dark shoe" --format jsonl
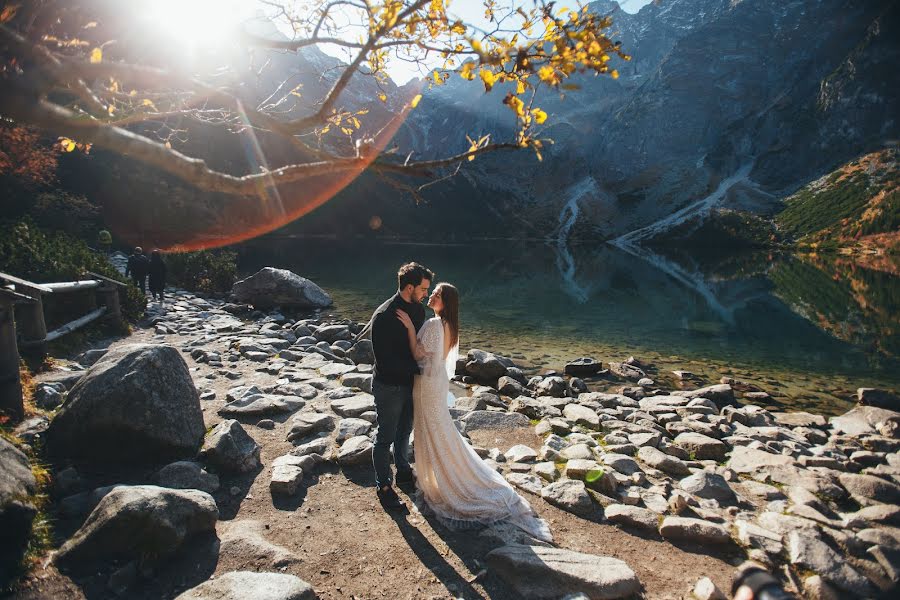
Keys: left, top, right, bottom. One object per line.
{"left": 396, "top": 470, "right": 417, "bottom": 492}
{"left": 376, "top": 486, "right": 405, "bottom": 511}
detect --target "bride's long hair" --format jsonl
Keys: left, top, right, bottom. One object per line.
{"left": 436, "top": 283, "right": 459, "bottom": 349}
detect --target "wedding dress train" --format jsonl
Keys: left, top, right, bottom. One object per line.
{"left": 411, "top": 318, "right": 553, "bottom": 542}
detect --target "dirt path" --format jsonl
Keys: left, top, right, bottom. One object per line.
{"left": 15, "top": 300, "right": 742, "bottom": 600}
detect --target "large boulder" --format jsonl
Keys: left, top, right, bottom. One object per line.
{"left": 55, "top": 485, "right": 218, "bottom": 571}
{"left": 231, "top": 268, "right": 332, "bottom": 309}
{"left": 831, "top": 406, "right": 900, "bottom": 438}
{"left": 47, "top": 344, "right": 204, "bottom": 463}
{"left": 486, "top": 544, "right": 640, "bottom": 599}
{"left": 174, "top": 571, "right": 316, "bottom": 600}
{"left": 0, "top": 438, "right": 37, "bottom": 577}
{"left": 464, "top": 349, "right": 514, "bottom": 382}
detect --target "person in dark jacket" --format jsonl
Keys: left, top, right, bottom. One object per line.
{"left": 370, "top": 261, "right": 433, "bottom": 511}
{"left": 125, "top": 246, "right": 149, "bottom": 294}
{"left": 148, "top": 250, "right": 167, "bottom": 302}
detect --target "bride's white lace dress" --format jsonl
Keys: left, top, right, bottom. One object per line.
{"left": 412, "top": 317, "right": 553, "bottom": 542}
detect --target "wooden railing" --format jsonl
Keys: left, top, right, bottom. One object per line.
{"left": 0, "top": 271, "right": 125, "bottom": 421}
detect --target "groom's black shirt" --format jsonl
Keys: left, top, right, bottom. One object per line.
{"left": 371, "top": 292, "right": 426, "bottom": 386}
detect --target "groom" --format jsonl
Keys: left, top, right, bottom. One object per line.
{"left": 370, "top": 262, "right": 433, "bottom": 510}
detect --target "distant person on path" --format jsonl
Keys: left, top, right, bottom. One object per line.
{"left": 125, "top": 246, "right": 149, "bottom": 294}
{"left": 148, "top": 250, "right": 167, "bottom": 302}
{"left": 370, "top": 262, "right": 432, "bottom": 511}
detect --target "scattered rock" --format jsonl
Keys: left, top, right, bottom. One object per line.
{"left": 679, "top": 472, "right": 736, "bottom": 504}
{"left": 461, "top": 411, "right": 530, "bottom": 432}
{"left": 564, "top": 358, "right": 603, "bottom": 378}
{"left": 219, "top": 521, "right": 300, "bottom": 569}
{"left": 637, "top": 446, "right": 690, "bottom": 477}
{"left": 693, "top": 577, "right": 726, "bottom": 600}
{"left": 337, "top": 436, "right": 373, "bottom": 466}
{"left": 659, "top": 517, "right": 731, "bottom": 545}
{"left": 541, "top": 480, "right": 594, "bottom": 517}
{"left": 673, "top": 432, "right": 728, "bottom": 461}
{"left": 0, "top": 438, "right": 37, "bottom": 570}
{"left": 174, "top": 571, "right": 315, "bottom": 600}
{"left": 485, "top": 544, "right": 640, "bottom": 599}
{"left": 605, "top": 504, "right": 659, "bottom": 531}
{"left": 838, "top": 472, "right": 900, "bottom": 506}
{"left": 787, "top": 530, "right": 875, "bottom": 594}
{"left": 858, "top": 388, "right": 900, "bottom": 411}
{"left": 201, "top": 420, "right": 262, "bottom": 473}
{"left": 156, "top": 461, "right": 220, "bottom": 494}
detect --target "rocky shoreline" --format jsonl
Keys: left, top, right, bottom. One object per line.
{"left": 3, "top": 267, "right": 900, "bottom": 599}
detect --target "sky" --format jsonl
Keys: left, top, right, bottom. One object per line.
{"left": 137, "top": 0, "right": 654, "bottom": 84}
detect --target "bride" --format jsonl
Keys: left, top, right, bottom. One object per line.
{"left": 395, "top": 283, "right": 553, "bottom": 543}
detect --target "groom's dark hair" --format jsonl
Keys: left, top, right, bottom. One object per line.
{"left": 397, "top": 262, "right": 434, "bottom": 290}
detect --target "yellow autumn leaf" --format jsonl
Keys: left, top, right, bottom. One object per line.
{"left": 59, "top": 138, "right": 76, "bottom": 152}
{"left": 432, "top": 70, "right": 442, "bottom": 85}
{"left": 479, "top": 68, "right": 497, "bottom": 92}
{"left": 610, "top": 69, "right": 619, "bottom": 80}
{"left": 90, "top": 47, "right": 102, "bottom": 64}
{"left": 516, "top": 80, "right": 527, "bottom": 95}
{"left": 141, "top": 98, "right": 157, "bottom": 110}
{"left": 378, "top": 92, "right": 387, "bottom": 102}
{"left": 410, "top": 94, "right": 422, "bottom": 108}
{"left": 504, "top": 94, "right": 525, "bottom": 118}
{"left": 340, "top": 127, "right": 353, "bottom": 136}
{"left": 532, "top": 108, "right": 548, "bottom": 124}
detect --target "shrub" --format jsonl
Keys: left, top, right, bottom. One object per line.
{"left": 0, "top": 219, "right": 146, "bottom": 323}
{"left": 166, "top": 249, "right": 237, "bottom": 294}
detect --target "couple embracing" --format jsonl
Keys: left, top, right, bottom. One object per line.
{"left": 367, "top": 262, "right": 552, "bottom": 543}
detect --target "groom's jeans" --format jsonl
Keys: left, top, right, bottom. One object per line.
{"left": 372, "top": 379, "right": 414, "bottom": 489}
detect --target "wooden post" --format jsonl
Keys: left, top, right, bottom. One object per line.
{"left": 0, "top": 290, "right": 27, "bottom": 422}
{"left": 17, "top": 285, "right": 47, "bottom": 358}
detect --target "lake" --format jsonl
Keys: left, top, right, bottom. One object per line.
{"left": 241, "top": 238, "right": 900, "bottom": 415}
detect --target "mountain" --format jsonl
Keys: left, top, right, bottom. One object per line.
{"left": 276, "top": 0, "right": 899, "bottom": 243}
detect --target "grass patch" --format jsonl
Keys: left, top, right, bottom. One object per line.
{"left": 777, "top": 174, "right": 872, "bottom": 241}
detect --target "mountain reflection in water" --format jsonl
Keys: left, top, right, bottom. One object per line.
{"left": 241, "top": 238, "right": 900, "bottom": 412}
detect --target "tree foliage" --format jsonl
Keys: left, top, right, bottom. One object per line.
{"left": 0, "top": 0, "right": 629, "bottom": 198}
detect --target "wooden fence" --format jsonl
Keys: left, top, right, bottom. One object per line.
{"left": 0, "top": 271, "right": 124, "bottom": 421}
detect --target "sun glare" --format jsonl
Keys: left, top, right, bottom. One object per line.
{"left": 139, "top": 0, "right": 247, "bottom": 51}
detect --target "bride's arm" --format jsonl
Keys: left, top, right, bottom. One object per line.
{"left": 395, "top": 310, "right": 428, "bottom": 361}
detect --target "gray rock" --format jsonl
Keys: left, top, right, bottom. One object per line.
{"left": 601, "top": 453, "right": 641, "bottom": 476}
{"left": 830, "top": 406, "right": 900, "bottom": 438}
{"left": 728, "top": 446, "right": 795, "bottom": 473}
{"left": 772, "top": 412, "right": 827, "bottom": 429}
{"left": 455, "top": 395, "right": 488, "bottom": 412}
{"left": 693, "top": 577, "right": 726, "bottom": 600}
{"left": 608, "top": 362, "right": 645, "bottom": 381}
{"left": 313, "top": 324, "right": 351, "bottom": 343}
{"left": 340, "top": 373, "right": 373, "bottom": 393}
{"left": 673, "top": 384, "right": 735, "bottom": 407}
{"left": 156, "top": 461, "right": 220, "bottom": 494}
{"left": 55, "top": 485, "right": 217, "bottom": 571}
{"left": 174, "top": 571, "right": 315, "bottom": 600}
{"left": 330, "top": 394, "right": 376, "bottom": 418}
{"left": 0, "top": 438, "right": 37, "bottom": 567}
{"left": 843, "top": 504, "right": 900, "bottom": 529}
{"left": 485, "top": 544, "right": 640, "bottom": 599}
{"left": 562, "top": 443, "right": 595, "bottom": 461}
{"left": 506, "top": 473, "right": 543, "bottom": 495}
{"left": 541, "top": 480, "right": 594, "bottom": 517}
{"left": 505, "top": 444, "right": 538, "bottom": 463}
{"left": 536, "top": 376, "right": 567, "bottom": 398}
{"left": 673, "top": 432, "right": 728, "bottom": 461}
{"left": 659, "top": 517, "right": 731, "bottom": 544}
{"left": 498, "top": 376, "right": 530, "bottom": 398}
{"left": 564, "top": 358, "right": 603, "bottom": 378}
{"left": 347, "top": 339, "right": 374, "bottom": 365}
{"left": 839, "top": 472, "right": 900, "bottom": 506}
{"left": 286, "top": 412, "right": 335, "bottom": 442}
{"left": 201, "top": 420, "right": 262, "bottom": 473}
{"left": 788, "top": 530, "right": 875, "bottom": 594}
{"left": 464, "top": 349, "right": 514, "bottom": 382}
{"left": 679, "top": 472, "right": 736, "bottom": 504}
{"left": 231, "top": 267, "right": 332, "bottom": 309}
{"left": 335, "top": 418, "right": 373, "bottom": 443}
{"left": 48, "top": 344, "right": 204, "bottom": 463}
{"left": 858, "top": 388, "right": 900, "bottom": 411}
{"left": 219, "top": 394, "right": 304, "bottom": 417}
{"left": 534, "top": 462, "right": 560, "bottom": 482}
{"left": 802, "top": 575, "right": 841, "bottom": 600}
{"left": 33, "top": 382, "right": 65, "bottom": 409}
{"left": 605, "top": 504, "right": 659, "bottom": 531}
{"left": 218, "top": 521, "right": 300, "bottom": 569}
{"left": 637, "top": 446, "right": 690, "bottom": 477}
{"left": 563, "top": 404, "right": 600, "bottom": 429}
{"left": 735, "top": 520, "right": 784, "bottom": 556}
{"left": 337, "top": 436, "right": 373, "bottom": 466}
{"left": 269, "top": 455, "right": 313, "bottom": 495}
{"left": 461, "top": 410, "right": 530, "bottom": 432}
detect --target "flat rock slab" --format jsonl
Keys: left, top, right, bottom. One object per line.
{"left": 788, "top": 531, "right": 875, "bottom": 595}
{"left": 772, "top": 412, "right": 827, "bottom": 428}
{"left": 637, "top": 446, "right": 690, "bottom": 477}
{"left": 727, "top": 446, "right": 794, "bottom": 474}
{"left": 218, "top": 394, "right": 304, "bottom": 417}
{"left": 219, "top": 521, "right": 300, "bottom": 568}
{"left": 486, "top": 544, "right": 640, "bottom": 599}
{"left": 673, "top": 433, "right": 728, "bottom": 461}
{"left": 175, "top": 571, "right": 316, "bottom": 600}
{"left": 541, "top": 480, "right": 594, "bottom": 517}
{"left": 605, "top": 504, "right": 659, "bottom": 531}
{"left": 330, "top": 394, "right": 376, "bottom": 418}
{"left": 506, "top": 473, "right": 543, "bottom": 496}
{"left": 337, "top": 436, "right": 373, "bottom": 466}
{"left": 659, "top": 517, "right": 732, "bottom": 545}
{"left": 839, "top": 472, "right": 900, "bottom": 506}
{"left": 461, "top": 411, "right": 530, "bottom": 432}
